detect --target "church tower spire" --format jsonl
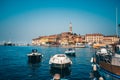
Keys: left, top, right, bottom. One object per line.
{"left": 69, "top": 22, "right": 72, "bottom": 33}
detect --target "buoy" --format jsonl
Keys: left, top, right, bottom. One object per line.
{"left": 99, "top": 77, "right": 104, "bottom": 80}
{"left": 53, "top": 74, "right": 60, "bottom": 80}
{"left": 91, "top": 57, "right": 93, "bottom": 63}
{"left": 93, "top": 64, "right": 97, "bottom": 71}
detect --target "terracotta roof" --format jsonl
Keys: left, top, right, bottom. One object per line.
{"left": 86, "top": 33, "right": 103, "bottom": 36}
{"left": 104, "top": 35, "right": 117, "bottom": 37}
{"left": 103, "top": 38, "right": 112, "bottom": 40}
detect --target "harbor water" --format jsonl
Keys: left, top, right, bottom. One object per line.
{"left": 0, "top": 46, "right": 119, "bottom": 80}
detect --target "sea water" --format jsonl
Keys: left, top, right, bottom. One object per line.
{"left": 0, "top": 46, "right": 119, "bottom": 80}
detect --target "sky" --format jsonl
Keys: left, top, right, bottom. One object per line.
{"left": 0, "top": 0, "right": 120, "bottom": 43}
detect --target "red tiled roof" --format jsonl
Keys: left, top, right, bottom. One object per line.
{"left": 86, "top": 33, "right": 103, "bottom": 36}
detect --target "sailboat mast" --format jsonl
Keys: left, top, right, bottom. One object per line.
{"left": 116, "top": 8, "right": 118, "bottom": 37}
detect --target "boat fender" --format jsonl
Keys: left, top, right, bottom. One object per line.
{"left": 99, "top": 77, "right": 104, "bottom": 80}
{"left": 91, "top": 57, "right": 93, "bottom": 63}
{"left": 93, "top": 64, "right": 97, "bottom": 71}
{"left": 53, "top": 74, "right": 60, "bottom": 80}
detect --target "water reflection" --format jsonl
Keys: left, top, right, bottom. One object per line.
{"left": 28, "top": 62, "right": 41, "bottom": 70}
{"left": 50, "top": 67, "right": 71, "bottom": 78}
{"left": 28, "top": 58, "right": 42, "bottom": 64}
{"left": 90, "top": 70, "right": 104, "bottom": 80}
{"left": 27, "top": 63, "right": 41, "bottom": 79}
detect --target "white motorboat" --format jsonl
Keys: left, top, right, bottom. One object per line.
{"left": 65, "top": 48, "right": 75, "bottom": 56}
{"left": 49, "top": 54, "right": 72, "bottom": 69}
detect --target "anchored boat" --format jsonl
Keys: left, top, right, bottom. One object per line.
{"left": 49, "top": 54, "right": 72, "bottom": 69}
{"left": 65, "top": 48, "right": 75, "bottom": 56}
{"left": 92, "top": 44, "right": 120, "bottom": 79}
{"left": 27, "top": 49, "right": 43, "bottom": 63}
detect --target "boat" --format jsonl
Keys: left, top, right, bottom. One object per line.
{"left": 93, "top": 43, "right": 106, "bottom": 49}
{"left": 4, "top": 41, "right": 15, "bottom": 46}
{"left": 64, "top": 48, "right": 75, "bottom": 56}
{"left": 27, "top": 49, "right": 43, "bottom": 63}
{"left": 92, "top": 44, "right": 120, "bottom": 79}
{"left": 91, "top": 8, "right": 120, "bottom": 79}
{"left": 75, "top": 43, "right": 86, "bottom": 48}
{"left": 49, "top": 54, "right": 72, "bottom": 69}
{"left": 87, "top": 42, "right": 93, "bottom": 47}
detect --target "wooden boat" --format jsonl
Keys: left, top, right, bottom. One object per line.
{"left": 93, "top": 45, "right": 120, "bottom": 78}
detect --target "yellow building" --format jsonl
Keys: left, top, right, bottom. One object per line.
{"left": 32, "top": 38, "right": 40, "bottom": 45}
{"left": 85, "top": 33, "right": 103, "bottom": 43}
{"left": 32, "top": 36, "right": 49, "bottom": 45}
{"left": 32, "top": 34, "right": 60, "bottom": 45}
{"left": 103, "top": 36, "right": 119, "bottom": 44}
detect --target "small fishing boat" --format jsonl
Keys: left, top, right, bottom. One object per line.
{"left": 91, "top": 44, "right": 120, "bottom": 79}
{"left": 65, "top": 48, "right": 75, "bottom": 56}
{"left": 49, "top": 54, "right": 72, "bottom": 69}
{"left": 27, "top": 49, "right": 43, "bottom": 63}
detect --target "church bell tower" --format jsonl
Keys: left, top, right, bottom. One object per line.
{"left": 69, "top": 22, "right": 72, "bottom": 33}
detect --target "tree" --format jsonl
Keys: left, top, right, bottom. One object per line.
{"left": 73, "top": 33, "right": 77, "bottom": 36}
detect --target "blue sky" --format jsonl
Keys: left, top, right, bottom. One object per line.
{"left": 0, "top": 0, "right": 120, "bottom": 43}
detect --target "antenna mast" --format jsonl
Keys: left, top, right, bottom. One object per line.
{"left": 116, "top": 8, "right": 118, "bottom": 37}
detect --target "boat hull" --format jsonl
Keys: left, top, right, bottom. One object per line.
{"left": 95, "top": 54, "right": 120, "bottom": 78}
{"left": 65, "top": 52, "right": 75, "bottom": 56}
{"left": 50, "top": 63, "right": 71, "bottom": 69}
{"left": 28, "top": 55, "right": 42, "bottom": 63}
{"left": 99, "top": 61, "right": 120, "bottom": 77}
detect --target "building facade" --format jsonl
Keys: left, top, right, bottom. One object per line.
{"left": 103, "top": 36, "right": 119, "bottom": 44}
{"left": 85, "top": 33, "right": 104, "bottom": 43}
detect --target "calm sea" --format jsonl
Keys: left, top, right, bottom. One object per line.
{"left": 0, "top": 46, "right": 119, "bottom": 80}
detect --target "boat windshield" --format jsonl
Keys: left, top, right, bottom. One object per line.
{"left": 57, "top": 55, "right": 65, "bottom": 57}
{"left": 68, "top": 48, "right": 73, "bottom": 51}
{"left": 32, "top": 49, "right": 38, "bottom": 53}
